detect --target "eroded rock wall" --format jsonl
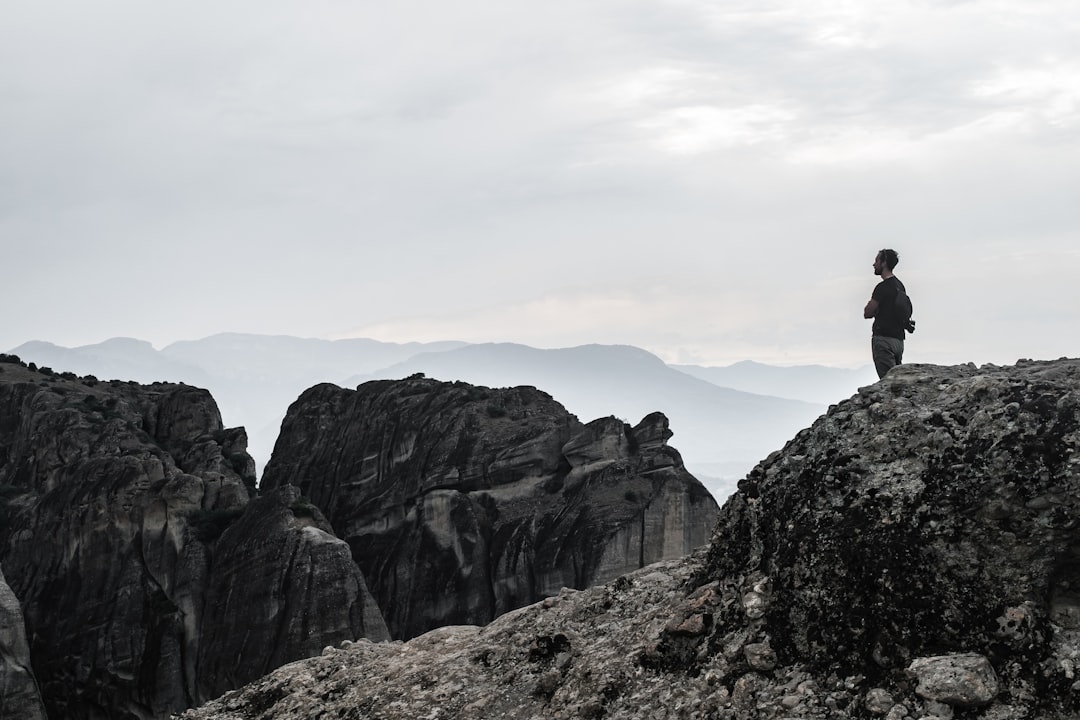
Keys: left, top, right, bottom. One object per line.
{"left": 0, "top": 565, "right": 46, "bottom": 720}
{"left": 0, "top": 360, "right": 386, "bottom": 719}
{"left": 260, "top": 376, "right": 719, "bottom": 639}
{"left": 195, "top": 485, "right": 387, "bottom": 701}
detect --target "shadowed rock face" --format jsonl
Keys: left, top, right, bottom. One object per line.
{"left": 181, "top": 359, "right": 1080, "bottom": 720}
{"left": 195, "top": 485, "right": 387, "bottom": 701}
{"left": 0, "top": 360, "right": 387, "bottom": 719}
{"left": 261, "top": 376, "right": 719, "bottom": 640}
{"left": 0, "top": 566, "right": 46, "bottom": 720}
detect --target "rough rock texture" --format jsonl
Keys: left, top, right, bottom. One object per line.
{"left": 705, "top": 359, "right": 1080, "bottom": 696}
{"left": 0, "top": 359, "right": 387, "bottom": 719}
{"left": 260, "top": 376, "right": 719, "bottom": 640}
{"left": 0, "top": 565, "right": 46, "bottom": 720}
{"left": 179, "top": 553, "right": 723, "bottom": 720}
{"left": 909, "top": 654, "right": 999, "bottom": 707}
{"left": 195, "top": 485, "right": 387, "bottom": 701}
{"left": 182, "top": 359, "right": 1080, "bottom": 720}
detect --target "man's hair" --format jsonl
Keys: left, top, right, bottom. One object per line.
{"left": 878, "top": 248, "right": 900, "bottom": 270}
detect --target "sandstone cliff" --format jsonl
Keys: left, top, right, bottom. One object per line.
{"left": 260, "top": 375, "right": 720, "bottom": 640}
{"left": 0, "top": 358, "right": 388, "bottom": 719}
{"left": 182, "top": 359, "right": 1080, "bottom": 720}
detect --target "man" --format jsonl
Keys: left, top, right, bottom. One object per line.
{"left": 863, "top": 248, "right": 910, "bottom": 379}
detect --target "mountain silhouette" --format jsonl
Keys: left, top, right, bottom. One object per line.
{"left": 673, "top": 359, "right": 877, "bottom": 405}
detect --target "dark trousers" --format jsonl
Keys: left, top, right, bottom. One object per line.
{"left": 872, "top": 335, "right": 904, "bottom": 379}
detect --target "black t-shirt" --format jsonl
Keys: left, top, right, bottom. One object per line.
{"left": 872, "top": 276, "right": 907, "bottom": 340}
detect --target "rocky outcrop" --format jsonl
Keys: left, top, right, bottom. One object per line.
{"left": 195, "top": 485, "right": 387, "bottom": 701}
{"left": 704, "top": 359, "right": 1080, "bottom": 694}
{"left": 0, "top": 565, "right": 46, "bottom": 720}
{"left": 0, "top": 358, "right": 387, "bottom": 719}
{"left": 260, "top": 375, "right": 719, "bottom": 640}
{"left": 182, "top": 359, "right": 1080, "bottom": 720}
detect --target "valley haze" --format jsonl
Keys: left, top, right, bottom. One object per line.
{"left": 7, "top": 334, "right": 876, "bottom": 499}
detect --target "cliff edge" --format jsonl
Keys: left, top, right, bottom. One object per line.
{"left": 182, "top": 358, "right": 1080, "bottom": 720}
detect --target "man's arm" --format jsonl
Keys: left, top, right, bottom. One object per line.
{"left": 864, "top": 298, "right": 878, "bottom": 319}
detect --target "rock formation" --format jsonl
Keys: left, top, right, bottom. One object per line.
{"left": 0, "top": 565, "right": 46, "bottom": 720}
{"left": 0, "top": 358, "right": 388, "bottom": 719}
{"left": 701, "top": 358, "right": 1080, "bottom": 709}
{"left": 192, "top": 485, "right": 387, "bottom": 702}
{"left": 260, "top": 375, "right": 720, "bottom": 639}
{"left": 182, "top": 359, "right": 1080, "bottom": 720}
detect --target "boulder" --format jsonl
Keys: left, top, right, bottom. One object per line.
{"left": 909, "top": 653, "right": 999, "bottom": 707}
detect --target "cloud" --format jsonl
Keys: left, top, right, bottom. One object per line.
{"left": 973, "top": 59, "right": 1080, "bottom": 128}
{"left": 2, "top": 1, "right": 1079, "bottom": 366}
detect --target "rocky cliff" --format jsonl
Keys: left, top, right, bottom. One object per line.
{"left": 0, "top": 565, "right": 46, "bottom": 719}
{"left": 182, "top": 358, "right": 1080, "bottom": 720}
{"left": 260, "top": 375, "right": 720, "bottom": 640}
{"left": 0, "top": 358, "right": 387, "bottom": 719}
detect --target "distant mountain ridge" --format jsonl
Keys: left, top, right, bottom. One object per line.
{"left": 7, "top": 335, "right": 873, "bottom": 499}
{"left": 11, "top": 338, "right": 213, "bottom": 387}
{"left": 161, "top": 333, "right": 468, "bottom": 381}
{"left": 673, "top": 359, "right": 878, "bottom": 405}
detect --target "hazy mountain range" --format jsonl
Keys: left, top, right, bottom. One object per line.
{"left": 673, "top": 360, "right": 878, "bottom": 405}
{"left": 8, "top": 334, "right": 877, "bottom": 499}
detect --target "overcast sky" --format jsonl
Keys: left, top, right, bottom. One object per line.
{"left": 2, "top": 0, "right": 1078, "bottom": 368}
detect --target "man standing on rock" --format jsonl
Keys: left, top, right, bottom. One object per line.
{"left": 863, "top": 248, "right": 912, "bottom": 379}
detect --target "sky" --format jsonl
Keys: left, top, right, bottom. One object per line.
{"left": 2, "top": 0, "right": 1078, "bottom": 368}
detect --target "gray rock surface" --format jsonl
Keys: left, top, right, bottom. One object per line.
{"left": 865, "top": 687, "right": 896, "bottom": 714}
{"left": 705, "top": 360, "right": 1080, "bottom": 688}
{"left": 0, "top": 565, "right": 46, "bottom": 720}
{"left": 0, "top": 359, "right": 386, "bottom": 718}
{"left": 179, "top": 553, "right": 728, "bottom": 720}
{"left": 260, "top": 375, "right": 720, "bottom": 640}
{"left": 181, "top": 359, "right": 1080, "bottom": 720}
{"left": 909, "top": 654, "right": 999, "bottom": 707}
